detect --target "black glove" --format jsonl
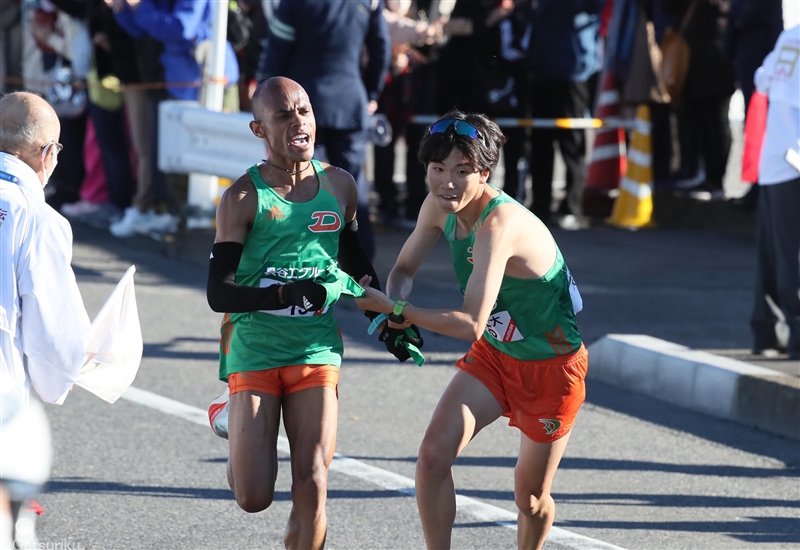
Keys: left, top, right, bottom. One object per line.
{"left": 281, "top": 280, "right": 327, "bottom": 311}
{"left": 380, "top": 323, "right": 424, "bottom": 362}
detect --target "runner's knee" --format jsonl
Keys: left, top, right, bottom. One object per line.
{"left": 291, "top": 467, "right": 328, "bottom": 505}
{"left": 235, "top": 487, "right": 275, "bottom": 514}
{"left": 515, "top": 491, "right": 553, "bottom": 519}
{"left": 417, "top": 438, "right": 455, "bottom": 478}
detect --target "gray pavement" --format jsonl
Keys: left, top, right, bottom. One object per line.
{"left": 31, "top": 221, "right": 800, "bottom": 550}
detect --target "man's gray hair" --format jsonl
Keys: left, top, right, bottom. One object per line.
{"left": 0, "top": 93, "right": 49, "bottom": 154}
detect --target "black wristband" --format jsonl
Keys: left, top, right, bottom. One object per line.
{"left": 388, "top": 313, "right": 405, "bottom": 324}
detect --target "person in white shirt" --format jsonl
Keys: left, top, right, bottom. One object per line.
{"left": 750, "top": 24, "right": 800, "bottom": 360}
{"left": 0, "top": 91, "right": 92, "bottom": 403}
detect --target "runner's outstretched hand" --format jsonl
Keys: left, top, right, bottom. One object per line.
{"left": 281, "top": 280, "right": 327, "bottom": 311}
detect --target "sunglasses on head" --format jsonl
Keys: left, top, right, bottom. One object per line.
{"left": 429, "top": 118, "right": 480, "bottom": 140}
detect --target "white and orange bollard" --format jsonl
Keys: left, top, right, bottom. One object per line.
{"left": 584, "top": 72, "right": 628, "bottom": 201}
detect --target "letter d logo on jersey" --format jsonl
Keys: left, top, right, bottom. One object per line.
{"left": 309, "top": 211, "right": 342, "bottom": 233}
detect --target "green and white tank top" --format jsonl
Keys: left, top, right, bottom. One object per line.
{"left": 445, "top": 190, "right": 583, "bottom": 361}
{"left": 219, "top": 159, "right": 364, "bottom": 381}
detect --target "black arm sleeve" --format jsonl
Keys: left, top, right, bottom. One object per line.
{"left": 207, "top": 242, "right": 286, "bottom": 313}
{"left": 338, "top": 220, "right": 381, "bottom": 292}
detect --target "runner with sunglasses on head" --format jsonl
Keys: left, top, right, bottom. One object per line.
{"left": 355, "top": 110, "right": 587, "bottom": 550}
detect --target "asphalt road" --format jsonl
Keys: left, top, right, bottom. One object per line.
{"left": 33, "top": 223, "right": 800, "bottom": 550}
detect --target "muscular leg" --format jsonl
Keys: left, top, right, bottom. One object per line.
{"left": 415, "top": 370, "right": 504, "bottom": 549}
{"left": 227, "top": 390, "right": 282, "bottom": 513}
{"left": 282, "top": 386, "right": 338, "bottom": 550}
{"left": 515, "top": 432, "right": 572, "bottom": 550}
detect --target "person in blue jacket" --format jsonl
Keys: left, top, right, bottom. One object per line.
{"left": 108, "top": 0, "right": 240, "bottom": 238}
{"left": 110, "top": 0, "right": 239, "bottom": 102}
{"left": 258, "top": 0, "right": 391, "bottom": 259}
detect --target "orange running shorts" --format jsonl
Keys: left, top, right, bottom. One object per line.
{"left": 228, "top": 365, "right": 339, "bottom": 397}
{"left": 456, "top": 338, "right": 588, "bottom": 443}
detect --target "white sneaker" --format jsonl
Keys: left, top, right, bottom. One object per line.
{"left": 557, "top": 214, "right": 590, "bottom": 231}
{"left": 110, "top": 207, "right": 154, "bottom": 238}
{"left": 148, "top": 212, "right": 179, "bottom": 235}
{"left": 208, "top": 388, "right": 230, "bottom": 439}
{"left": 61, "top": 200, "right": 100, "bottom": 219}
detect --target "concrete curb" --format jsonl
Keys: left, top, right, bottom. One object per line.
{"left": 587, "top": 334, "right": 799, "bottom": 440}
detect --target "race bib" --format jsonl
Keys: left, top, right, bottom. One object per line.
{"left": 258, "top": 278, "right": 328, "bottom": 317}
{"left": 485, "top": 311, "right": 524, "bottom": 343}
{"left": 566, "top": 267, "right": 583, "bottom": 314}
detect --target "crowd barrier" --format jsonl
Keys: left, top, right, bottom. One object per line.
{"left": 157, "top": 102, "right": 653, "bottom": 228}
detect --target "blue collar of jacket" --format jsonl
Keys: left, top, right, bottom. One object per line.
{"left": 0, "top": 152, "right": 46, "bottom": 202}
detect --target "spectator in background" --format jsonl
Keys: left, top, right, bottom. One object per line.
{"left": 0, "top": 0, "right": 23, "bottom": 94}
{"left": 481, "top": 1, "right": 531, "bottom": 203}
{"left": 27, "top": 1, "right": 92, "bottom": 213}
{"left": 727, "top": 0, "right": 784, "bottom": 111}
{"left": 726, "top": 0, "right": 784, "bottom": 209}
{"left": 663, "top": 0, "right": 735, "bottom": 202}
{"left": 398, "top": 0, "right": 447, "bottom": 227}
{"left": 109, "top": 0, "right": 240, "bottom": 239}
{"left": 374, "top": 0, "right": 441, "bottom": 229}
{"left": 258, "top": 0, "right": 390, "bottom": 259}
{"left": 52, "top": 0, "right": 138, "bottom": 229}
{"left": 434, "top": 1, "right": 529, "bottom": 201}
{"left": 435, "top": 0, "right": 511, "bottom": 115}
{"left": 383, "top": 0, "right": 442, "bottom": 45}
{"left": 527, "top": 0, "right": 604, "bottom": 230}
{"left": 644, "top": 0, "right": 692, "bottom": 187}
{"left": 234, "top": 0, "right": 267, "bottom": 113}
{"left": 750, "top": 23, "right": 800, "bottom": 361}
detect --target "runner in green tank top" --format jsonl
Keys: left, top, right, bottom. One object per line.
{"left": 355, "top": 111, "right": 588, "bottom": 550}
{"left": 204, "top": 78, "right": 386, "bottom": 550}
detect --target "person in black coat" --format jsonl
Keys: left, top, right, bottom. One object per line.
{"left": 258, "top": 0, "right": 391, "bottom": 258}
{"left": 727, "top": 0, "right": 784, "bottom": 111}
{"left": 663, "top": 0, "right": 736, "bottom": 200}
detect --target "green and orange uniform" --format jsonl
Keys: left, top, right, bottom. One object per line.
{"left": 448, "top": 191, "right": 588, "bottom": 442}
{"left": 219, "top": 160, "right": 364, "bottom": 393}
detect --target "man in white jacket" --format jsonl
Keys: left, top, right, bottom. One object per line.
{"left": 0, "top": 91, "right": 92, "bottom": 404}
{"left": 751, "top": 24, "right": 800, "bottom": 360}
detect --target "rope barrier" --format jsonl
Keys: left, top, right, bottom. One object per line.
{"left": 409, "top": 114, "right": 647, "bottom": 131}
{"left": 1, "top": 75, "right": 228, "bottom": 92}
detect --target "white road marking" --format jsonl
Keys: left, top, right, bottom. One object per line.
{"left": 122, "top": 386, "right": 626, "bottom": 550}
